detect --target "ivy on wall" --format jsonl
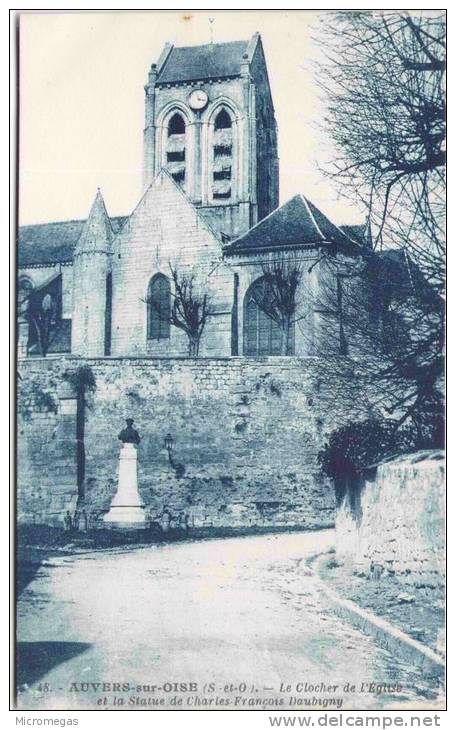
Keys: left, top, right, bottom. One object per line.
{"left": 17, "top": 376, "right": 57, "bottom": 420}
{"left": 63, "top": 366, "right": 97, "bottom": 497}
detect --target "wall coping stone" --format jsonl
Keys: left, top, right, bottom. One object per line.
{"left": 18, "top": 355, "right": 326, "bottom": 368}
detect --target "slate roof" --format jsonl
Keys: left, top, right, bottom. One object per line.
{"left": 18, "top": 216, "right": 127, "bottom": 267}
{"left": 156, "top": 40, "right": 249, "bottom": 84}
{"left": 340, "top": 224, "right": 367, "bottom": 246}
{"left": 75, "top": 189, "right": 114, "bottom": 254}
{"left": 224, "top": 195, "right": 363, "bottom": 255}
{"left": 375, "top": 248, "right": 436, "bottom": 300}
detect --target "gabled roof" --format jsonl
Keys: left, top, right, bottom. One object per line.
{"left": 156, "top": 40, "right": 250, "bottom": 84}
{"left": 120, "top": 166, "right": 221, "bottom": 247}
{"left": 18, "top": 215, "right": 127, "bottom": 267}
{"left": 224, "top": 194, "right": 362, "bottom": 255}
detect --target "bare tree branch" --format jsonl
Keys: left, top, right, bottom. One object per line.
{"left": 314, "top": 10, "right": 445, "bottom": 290}
{"left": 251, "top": 253, "right": 305, "bottom": 356}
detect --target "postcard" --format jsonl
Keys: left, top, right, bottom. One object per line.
{"left": 14, "top": 9, "right": 446, "bottom": 714}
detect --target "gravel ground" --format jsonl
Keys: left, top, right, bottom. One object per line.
{"left": 15, "top": 530, "right": 443, "bottom": 711}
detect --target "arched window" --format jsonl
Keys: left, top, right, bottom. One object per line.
{"left": 17, "top": 277, "right": 34, "bottom": 316}
{"left": 214, "top": 109, "right": 232, "bottom": 131}
{"left": 168, "top": 113, "right": 185, "bottom": 136}
{"left": 212, "top": 108, "right": 233, "bottom": 200}
{"left": 166, "top": 112, "right": 186, "bottom": 187}
{"left": 243, "top": 278, "right": 293, "bottom": 356}
{"left": 147, "top": 274, "right": 171, "bottom": 341}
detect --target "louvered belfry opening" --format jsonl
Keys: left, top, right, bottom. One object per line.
{"left": 148, "top": 274, "right": 171, "bottom": 340}
{"left": 167, "top": 113, "right": 186, "bottom": 187}
{"left": 244, "top": 278, "right": 294, "bottom": 356}
{"left": 212, "top": 109, "right": 233, "bottom": 200}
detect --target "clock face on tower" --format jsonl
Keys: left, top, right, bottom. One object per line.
{"left": 188, "top": 89, "right": 208, "bottom": 111}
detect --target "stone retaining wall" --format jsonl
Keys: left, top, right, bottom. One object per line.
{"left": 17, "top": 356, "right": 344, "bottom": 530}
{"left": 335, "top": 451, "right": 445, "bottom": 590}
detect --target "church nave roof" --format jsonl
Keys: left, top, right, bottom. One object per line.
{"left": 224, "top": 194, "right": 364, "bottom": 256}
{"left": 18, "top": 216, "right": 127, "bottom": 268}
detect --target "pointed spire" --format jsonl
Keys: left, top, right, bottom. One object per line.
{"left": 75, "top": 189, "right": 113, "bottom": 254}
{"left": 364, "top": 214, "right": 374, "bottom": 249}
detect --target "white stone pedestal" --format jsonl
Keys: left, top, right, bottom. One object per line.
{"left": 103, "top": 443, "right": 146, "bottom": 527}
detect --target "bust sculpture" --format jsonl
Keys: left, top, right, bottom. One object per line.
{"left": 118, "top": 418, "right": 141, "bottom": 445}
{"left": 104, "top": 417, "right": 145, "bottom": 526}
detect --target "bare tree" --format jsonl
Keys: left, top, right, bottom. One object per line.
{"left": 168, "top": 264, "right": 214, "bottom": 356}
{"left": 29, "top": 294, "right": 57, "bottom": 357}
{"left": 315, "top": 10, "right": 445, "bottom": 289}
{"left": 306, "top": 249, "right": 444, "bottom": 440}
{"left": 142, "top": 264, "right": 214, "bottom": 356}
{"left": 310, "top": 10, "right": 445, "bottom": 439}
{"left": 17, "top": 287, "right": 57, "bottom": 357}
{"left": 251, "top": 254, "right": 305, "bottom": 355}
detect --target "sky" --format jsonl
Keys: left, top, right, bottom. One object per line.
{"left": 18, "top": 10, "right": 364, "bottom": 227}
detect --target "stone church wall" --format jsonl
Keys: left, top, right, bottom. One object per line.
{"left": 111, "top": 172, "right": 234, "bottom": 358}
{"left": 17, "top": 356, "right": 341, "bottom": 531}
{"left": 232, "top": 253, "right": 321, "bottom": 357}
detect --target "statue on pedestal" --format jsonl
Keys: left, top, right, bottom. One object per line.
{"left": 118, "top": 418, "right": 141, "bottom": 445}
{"left": 103, "top": 418, "right": 146, "bottom": 528}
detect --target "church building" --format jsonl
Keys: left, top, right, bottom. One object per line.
{"left": 17, "top": 33, "right": 367, "bottom": 361}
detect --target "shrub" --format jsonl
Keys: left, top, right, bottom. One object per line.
{"left": 63, "top": 365, "right": 96, "bottom": 395}
{"left": 319, "top": 407, "right": 444, "bottom": 482}
{"left": 318, "top": 418, "right": 397, "bottom": 480}
{"left": 34, "top": 390, "right": 58, "bottom": 413}
{"left": 18, "top": 378, "right": 57, "bottom": 417}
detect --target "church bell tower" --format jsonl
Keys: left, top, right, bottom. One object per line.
{"left": 142, "top": 33, "right": 279, "bottom": 240}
